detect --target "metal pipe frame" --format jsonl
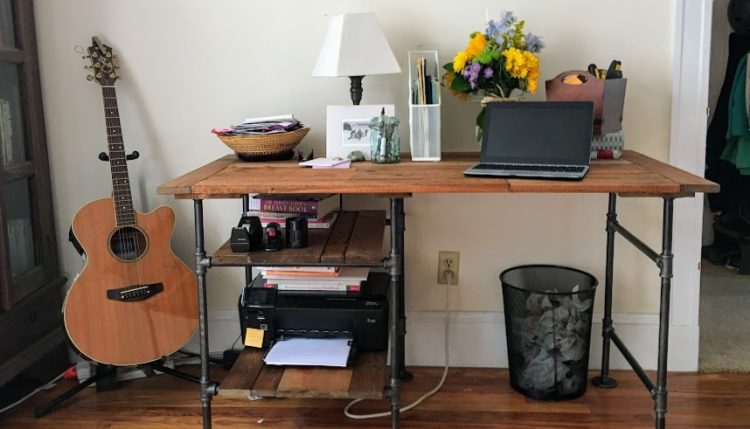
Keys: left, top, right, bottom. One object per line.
{"left": 386, "top": 197, "right": 405, "bottom": 429}
{"left": 592, "top": 194, "right": 675, "bottom": 429}
{"left": 194, "top": 200, "right": 218, "bottom": 429}
{"left": 193, "top": 197, "right": 406, "bottom": 429}
{"left": 242, "top": 195, "right": 252, "bottom": 286}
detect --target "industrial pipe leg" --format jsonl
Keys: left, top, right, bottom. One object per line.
{"left": 194, "top": 200, "right": 213, "bottom": 429}
{"left": 593, "top": 193, "right": 618, "bottom": 388}
{"left": 654, "top": 198, "right": 674, "bottom": 429}
{"left": 388, "top": 197, "right": 403, "bottom": 429}
{"left": 394, "top": 198, "right": 412, "bottom": 381}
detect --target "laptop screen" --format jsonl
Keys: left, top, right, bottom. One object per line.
{"left": 481, "top": 102, "right": 594, "bottom": 165}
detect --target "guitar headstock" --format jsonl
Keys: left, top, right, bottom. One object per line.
{"left": 84, "top": 36, "right": 119, "bottom": 86}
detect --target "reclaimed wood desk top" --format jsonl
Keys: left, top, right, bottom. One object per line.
{"left": 158, "top": 150, "right": 719, "bottom": 199}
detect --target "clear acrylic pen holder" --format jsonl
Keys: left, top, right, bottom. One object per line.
{"left": 408, "top": 51, "right": 441, "bottom": 161}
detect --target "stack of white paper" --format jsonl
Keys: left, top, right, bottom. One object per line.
{"left": 263, "top": 338, "right": 352, "bottom": 367}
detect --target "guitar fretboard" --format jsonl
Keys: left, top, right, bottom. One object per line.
{"left": 102, "top": 86, "right": 135, "bottom": 227}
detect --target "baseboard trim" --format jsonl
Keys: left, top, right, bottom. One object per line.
{"left": 186, "top": 310, "right": 698, "bottom": 372}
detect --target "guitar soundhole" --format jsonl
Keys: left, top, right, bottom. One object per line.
{"left": 109, "top": 227, "right": 147, "bottom": 261}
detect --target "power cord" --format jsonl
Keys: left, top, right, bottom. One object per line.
{"left": 344, "top": 269, "right": 454, "bottom": 419}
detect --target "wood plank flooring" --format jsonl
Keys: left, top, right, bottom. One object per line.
{"left": 2, "top": 367, "right": 749, "bottom": 428}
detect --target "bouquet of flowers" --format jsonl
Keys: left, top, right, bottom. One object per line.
{"left": 442, "top": 11, "right": 544, "bottom": 140}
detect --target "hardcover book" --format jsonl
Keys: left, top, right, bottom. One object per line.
{"left": 249, "top": 194, "right": 339, "bottom": 215}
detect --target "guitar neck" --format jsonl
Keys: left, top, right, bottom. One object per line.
{"left": 101, "top": 86, "right": 135, "bottom": 227}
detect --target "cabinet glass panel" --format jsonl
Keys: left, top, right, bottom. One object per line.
{"left": 3, "top": 179, "right": 37, "bottom": 278}
{"left": 0, "top": 0, "right": 14, "bottom": 49}
{"left": 0, "top": 63, "right": 27, "bottom": 168}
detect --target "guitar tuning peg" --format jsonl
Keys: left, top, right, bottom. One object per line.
{"left": 82, "top": 55, "right": 91, "bottom": 59}
{"left": 86, "top": 75, "right": 94, "bottom": 81}
{"left": 114, "top": 66, "right": 120, "bottom": 69}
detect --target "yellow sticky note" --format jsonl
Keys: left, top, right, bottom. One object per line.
{"left": 244, "top": 327, "right": 265, "bottom": 348}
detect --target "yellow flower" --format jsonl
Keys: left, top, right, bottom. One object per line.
{"left": 453, "top": 51, "right": 468, "bottom": 72}
{"left": 502, "top": 48, "right": 540, "bottom": 83}
{"left": 465, "top": 32, "right": 487, "bottom": 60}
{"left": 526, "top": 57, "right": 540, "bottom": 94}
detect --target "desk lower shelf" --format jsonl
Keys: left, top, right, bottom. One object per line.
{"left": 211, "top": 210, "right": 386, "bottom": 267}
{"left": 220, "top": 348, "right": 387, "bottom": 400}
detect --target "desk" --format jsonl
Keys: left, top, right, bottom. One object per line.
{"left": 158, "top": 150, "right": 718, "bottom": 429}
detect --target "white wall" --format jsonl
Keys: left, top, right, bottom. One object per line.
{"left": 34, "top": 0, "right": 682, "bottom": 366}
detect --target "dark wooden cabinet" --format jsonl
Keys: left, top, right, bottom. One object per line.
{"left": 0, "top": 0, "right": 66, "bottom": 386}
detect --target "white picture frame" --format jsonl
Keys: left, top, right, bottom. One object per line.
{"left": 326, "top": 104, "right": 395, "bottom": 160}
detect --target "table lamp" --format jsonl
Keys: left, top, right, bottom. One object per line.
{"left": 312, "top": 13, "right": 401, "bottom": 105}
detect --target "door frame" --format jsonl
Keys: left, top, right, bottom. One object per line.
{"left": 669, "top": 0, "right": 713, "bottom": 370}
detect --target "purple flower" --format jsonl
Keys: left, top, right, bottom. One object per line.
{"left": 462, "top": 62, "right": 483, "bottom": 89}
{"left": 524, "top": 33, "right": 544, "bottom": 53}
{"left": 483, "top": 67, "right": 494, "bottom": 79}
{"left": 487, "top": 11, "right": 517, "bottom": 44}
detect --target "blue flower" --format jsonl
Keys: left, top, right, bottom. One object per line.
{"left": 524, "top": 33, "right": 544, "bottom": 53}
{"left": 500, "top": 11, "right": 517, "bottom": 26}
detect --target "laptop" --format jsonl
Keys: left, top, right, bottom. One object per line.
{"left": 464, "top": 101, "right": 595, "bottom": 180}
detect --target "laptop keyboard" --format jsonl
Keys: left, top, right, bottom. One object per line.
{"left": 473, "top": 163, "right": 585, "bottom": 173}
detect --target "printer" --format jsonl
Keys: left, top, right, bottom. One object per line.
{"left": 238, "top": 272, "right": 389, "bottom": 351}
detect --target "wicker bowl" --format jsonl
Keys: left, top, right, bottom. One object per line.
{"left": 216, "top": 127, "right": 310, "bottom": 160}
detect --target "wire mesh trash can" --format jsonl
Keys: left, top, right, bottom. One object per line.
{"left": 501, "top": 265, "right": 598, "bottom": 400}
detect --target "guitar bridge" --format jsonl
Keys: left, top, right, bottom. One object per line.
{"left": 106, "top": 283, "right": 164, "bottom": 302}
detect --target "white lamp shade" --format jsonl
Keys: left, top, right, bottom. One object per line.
{"left": 312, "top": 13, "right": 401, "bottom": 77}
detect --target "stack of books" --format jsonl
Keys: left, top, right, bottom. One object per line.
{"left": 247, "top": 194, "right": 340, "bottom": 228}
{"left": 591, "top": 131, "right": 624, "bottom": 160}
{"left": 257, "top": 266, "right": 370, "bottom": 295}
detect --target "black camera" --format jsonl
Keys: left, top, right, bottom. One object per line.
{"left": 230, "top": 215, "right": 263, "bottom": 252}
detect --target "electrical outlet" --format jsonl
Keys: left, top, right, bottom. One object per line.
{"left": 437, "top": 251, "right": 460, "bottom": 285}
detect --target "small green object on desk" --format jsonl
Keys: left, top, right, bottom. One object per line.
{"left": 347, "top": 151, "right": 366, "bottom": 162}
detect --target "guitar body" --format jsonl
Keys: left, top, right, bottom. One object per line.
{"left": 63, "top": 198, "right": 198, "bottom": 365}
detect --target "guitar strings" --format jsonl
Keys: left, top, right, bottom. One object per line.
{"left": 103, "top": 85, "right": 144, "bottom": 293}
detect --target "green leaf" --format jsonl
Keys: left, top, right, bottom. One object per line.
{"left": 443, "top": 62, "right": 454, "bottom": 72}
{"left": 451, "top": 74, "right": 471, "bottom": 92}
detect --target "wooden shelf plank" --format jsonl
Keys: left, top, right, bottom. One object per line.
{"left": 348, "top": 351, "right": 388, "bottom": 400}
{"left": 219, "top": 348, "right": 386, "bottom": 400}
{"left": 211, "top": 211, "right": 386, "bottom": 267}
{"left": 320, "top": 212, "right": 358, "bottom": 264}
{"left": 251, "top": 365, "right": 285, "bottom": 398}
{"left": 346, "top": 211, "right": 386, "bottom": 264}
{"left": 275, "top": 367, "right": 353, "bottom": 399}
{"left": 220, "top": 348, "right": 264, "bottom": 398}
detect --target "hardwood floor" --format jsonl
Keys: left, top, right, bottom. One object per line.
{"left": 1, "top": 366, "right": 749, "bottom": 428}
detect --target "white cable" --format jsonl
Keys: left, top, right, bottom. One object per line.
{"left": 344, "top": 270, "right": 453, "bottom": 419}
{"left": 0, "top": 371, "right": 66, "bottom": 414}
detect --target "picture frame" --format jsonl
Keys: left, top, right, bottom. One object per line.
{"left": 326, "top": 104, "right": 395, "bottom": 160}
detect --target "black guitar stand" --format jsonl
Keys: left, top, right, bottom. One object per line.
{"left": 36, "top": 151, "right": 231, "bottom": 419}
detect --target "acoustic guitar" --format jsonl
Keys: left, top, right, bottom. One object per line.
{"left": 63, "top": 37, "right": 198, "bottom": 366}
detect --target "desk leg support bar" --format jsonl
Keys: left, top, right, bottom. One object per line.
{"left": 387, "top": 197, "right": 404, "bottom": 429}
{"left": 591, "top": 195, "right": 675, "bottom": 429}
{"left": 194, "top": 200, "right": 217, "bottom": 429}
{"left": 593, "top": 193, "right": 619, "bottom": 389}
{"left": 654, "top": 197, "right": 674, "bottom": 429}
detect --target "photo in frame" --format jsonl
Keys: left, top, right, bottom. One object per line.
{"left": 326, "top": 104, "right": 395, "bottom": 160}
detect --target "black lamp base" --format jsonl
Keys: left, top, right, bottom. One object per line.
{"left": 349, "top": 75, "right": 364, "bottom": 105}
